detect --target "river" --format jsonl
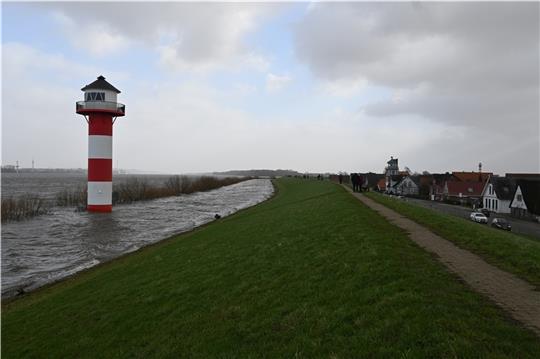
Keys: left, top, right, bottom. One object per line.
{"left": 1, "top": 174, "right": 273, "bottom": 299}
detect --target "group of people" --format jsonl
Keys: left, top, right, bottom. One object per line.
{"left": 337, "top": 173, "right": 364, "bottom": 192}
{"left": 350, "top": 173, "right": 364, "bottom": 192}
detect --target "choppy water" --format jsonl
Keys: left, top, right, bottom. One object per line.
{"left": 1, "top": 172, "right": 197, "bottom": 201}
{"left": 1, "top": 178, "right": 273, "bottom": 298}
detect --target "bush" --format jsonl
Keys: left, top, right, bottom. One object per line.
{"left": 56, "top": 186, "right": 87, "bottom": 207}
{"left": 113, "top": 176, "right": 248, "bottom": 204}
{"left": 1, "top": 195, "right": 50, "bottom": 222}
{"left": 3, "top": 176, "right": 250, "bottom": 221}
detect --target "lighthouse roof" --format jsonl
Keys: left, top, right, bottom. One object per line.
{"left": 81, "top": 75, "right": 121, "bottom": 93}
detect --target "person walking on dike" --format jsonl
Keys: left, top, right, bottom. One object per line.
{"left": 351, "top": 173, "right": 358, "bottom": 192}
{"left": 339, "top": 174, "right": 343, "bottom": 184}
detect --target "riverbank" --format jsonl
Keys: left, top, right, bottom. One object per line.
{"left": 2, "top": 179, "right": 273, "bottom": 298}
{"left": 3, "top": 179, "right": 539, "bottom": 357}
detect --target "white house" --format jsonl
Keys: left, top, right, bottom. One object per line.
{"left": 510, "top": 180, "right": 540, "bottom": 220}
{"left": 510, "top": 185, "right": 528, "bottom": 216}
{"left": 480, "top": 176, "right": 512, "bottom": 214}
{"left": 395, "top": 176, "right": 419, "bottom": 196}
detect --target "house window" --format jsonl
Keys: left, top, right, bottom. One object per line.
{"left": 517, "top": 194, "right": 522, "bottom": 202}
{"left": 495, "top": 200, "right": 498, "bottom": 211}
{"left": 85, "top": 92, "right": 105, "bottom": 102}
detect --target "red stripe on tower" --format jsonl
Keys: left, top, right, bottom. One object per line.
{"left": 88, "top": 159, "right": 113, "bottom": 181}
{"left": 76, "top": 76, "right": 125, "bottom": 213}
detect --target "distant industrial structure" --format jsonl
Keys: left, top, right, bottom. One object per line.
{"left": 76, "top": 76, "right": 125, "bottom": 212}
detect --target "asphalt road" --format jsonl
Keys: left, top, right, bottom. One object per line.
{"left": 401, "top": 197, "right": 540, "bottom": 240}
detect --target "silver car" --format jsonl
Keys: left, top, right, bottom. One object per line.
{"left": 470, "top": 212, "right": 488, "bottom": 224}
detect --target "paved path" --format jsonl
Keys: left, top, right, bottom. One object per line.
{"left": 346, "top": 188, "right": 540, "bottom": 337}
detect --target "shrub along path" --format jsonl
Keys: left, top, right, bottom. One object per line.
{"left": 3, "top": 179, "right": 540, "bottom": 357}
{"left": 348, "top": 188, "right": 540, "bottom": 337}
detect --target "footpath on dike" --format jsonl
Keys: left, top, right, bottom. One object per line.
{"left": 345, "top": 185, "right": 540, "bottom": 337}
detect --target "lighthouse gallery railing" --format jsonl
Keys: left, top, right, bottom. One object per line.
{"left": 76, "top": 101, "right": 125, "bottom": 115}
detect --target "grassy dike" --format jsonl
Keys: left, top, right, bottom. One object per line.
{"left": 365, "top": 191, "right": 540, "bottom": 288}
{"left": 3, "top": 179, "right": 540, "bottom": 357}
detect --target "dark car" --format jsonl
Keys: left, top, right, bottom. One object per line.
{"left": 491, "top": 218, "right": 511, "bottom": 231}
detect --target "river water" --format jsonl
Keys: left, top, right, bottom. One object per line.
{"left": 1, "top": 175, "right": 273, "bottom": 298}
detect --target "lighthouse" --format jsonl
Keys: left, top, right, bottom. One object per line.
{"left": 76, "top": 76, "right": 125, "bottom": 212}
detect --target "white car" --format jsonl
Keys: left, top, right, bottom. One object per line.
{"left": 470, "top": 212, "right": 488, "bottom": 224}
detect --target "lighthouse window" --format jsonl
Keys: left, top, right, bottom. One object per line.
{"left": 85, "top": 92, "right": 105, "bottom": 102}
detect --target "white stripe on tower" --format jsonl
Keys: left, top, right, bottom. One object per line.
{"left": 88, "top": 133, "right": 113, "bottom": 209}
{"left": 87, "top": 182, "right": 113, "bottom": 205}
{"left": 88, "top": 135, "right": 112, "bottom": 159}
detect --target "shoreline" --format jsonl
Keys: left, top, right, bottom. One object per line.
{"left": 2, "top": 180, "right": 277, "bottom": 306}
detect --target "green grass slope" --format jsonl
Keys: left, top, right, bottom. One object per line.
{"left": 3, "top": 179, "right": 539, "bottom": 357}
{"left": 365, "top": 191, "right": 540, "bottom": 287}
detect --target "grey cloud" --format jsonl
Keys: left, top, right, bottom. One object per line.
{"left": 296, "top": 3, "right": 539, "bottom": 86}
{"left": 294, "top": 2, "right": 539, "bottom": 170}
{"left": 294, "top": 2, "right": 540, "bottom": 170}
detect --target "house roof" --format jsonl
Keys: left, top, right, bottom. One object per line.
{"left": 81, "top": 75, "right": 121, "bottom": 93}
{"left": 446, "top": 181, "right": 485, "bottom": 197}
{"left": 515, "top": 180, "right": 540, "bottom": 215}
{"left": 432, "top": 173, "right": 452, "bottom": 185}
{"left": 361, "top": 172, "right": 385, "bottom": 185}
{"left": 408, "top": 175, "right": 421, "bottom": 186}
{"left": 419, "top": 175, "right": 432, "bottom": 186}
{"left": 491, "top": 176, "right": 514, "bottom": 200}
{"left": 506, "top": 173, "right": 540, "bottom": 181}
{"left": 390, "top": 174, "right": 405, "bottom": 183}
{"left": 452, "top": 171, "right": 491, "bottom": 183}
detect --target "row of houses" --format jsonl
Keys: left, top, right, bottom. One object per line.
{"left": 354, "top": 157, "right": 540, "bottom": 221}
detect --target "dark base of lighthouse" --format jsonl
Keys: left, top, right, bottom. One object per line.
{"left": 88, "top": 204, "right": 113, "bottom": 213}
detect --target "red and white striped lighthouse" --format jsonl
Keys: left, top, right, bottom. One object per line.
{"left": 76, "top": 76, "right": 125, "bottom": 212}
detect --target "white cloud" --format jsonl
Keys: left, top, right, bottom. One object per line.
{"left": 265, "top": 73, "right": 291, "bottom": 92}
{"left": 319, "top": 78, "right": 368, "bottom": 98}
{"left": 1, "top": 43, "right": 127, "bottom": 168}
{"left": 53, "top": 12, "right": 130, "bottom": 57}
{"left": 45, "top": 2, "right": 280, "bottom": 72}
{"left": 3, "top": 42, "right": 456, "bottom": 174}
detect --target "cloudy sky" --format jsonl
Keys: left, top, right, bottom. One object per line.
{"left": 2, "top": 2, "right": 539, "bottom": 174}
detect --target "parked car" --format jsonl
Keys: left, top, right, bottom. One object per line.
{"left": 491, "top": 218, "right": 512, "bottom": 231}
{"left": 479, "top": 208, "right": 490, "bottom": 217}
{"left": 470, "top": 212, "right": 488, "bottom": 224}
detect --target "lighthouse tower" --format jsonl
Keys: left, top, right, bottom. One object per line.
{"left": 76, "top": 76, "right": 125, "bottom": 212}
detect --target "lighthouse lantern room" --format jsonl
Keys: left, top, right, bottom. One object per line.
{"left": 76, "top": 75, "right": 125, "bottom": 212}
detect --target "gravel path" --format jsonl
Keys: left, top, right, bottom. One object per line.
{"left": 347, "top": 188, "right": 540, "bottom": 337}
